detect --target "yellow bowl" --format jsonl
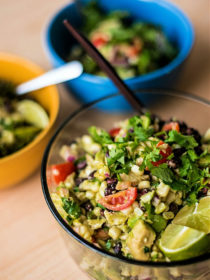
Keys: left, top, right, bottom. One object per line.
{"left": 0, "top": 52, "right": 59, "bottom": 188}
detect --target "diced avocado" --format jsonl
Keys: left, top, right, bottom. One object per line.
{"left": 126, "top": 220, "right": 156, "bottom": 260}
{"left": 151, "top": 214, "right": 167, "bottom": 233}
{"left": 199, "top": 154, "right": 210, "bottom": 167}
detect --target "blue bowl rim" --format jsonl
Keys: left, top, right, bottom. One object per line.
{"left": 45, "top": 0, "right": 195, "bottom": 85}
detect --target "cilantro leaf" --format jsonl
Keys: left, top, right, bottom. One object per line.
{"left": 105, "top": 239, "right": 112, "bottom": 250}
{"left": 170, "top": 179, "right": 187, "bottom": 191}
{"left": 107, "top": 148, "right": 125, "bottom": 166}
{"left": 134, "top": 127, "right": 154, "bottom": 141}
{"left": 88, "top": 126, "right": 113, "bottom": 144}
{"left": 151, "top": 164, "right": 174, "bottom": 184}
{"left": 166, "top": 130, "right": 198, "bottom": 149}
{"left": 62, "top": 197, "right": 81, "bottom": 219}
{"left": 128, "top": 215, "right": 140, "bottom": 229}
{"left": 97, "top": 203, "right": 106, "bottom": 210}
{"left": 188, "top": 149, "right": 199, "bottom": 161}
{"left": 128, "top": 115, "right": 154, "bottom": 141}
{"left": 107, "top": 147, "right": 133, "bottom": 175}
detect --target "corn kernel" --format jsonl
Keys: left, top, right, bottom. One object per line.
{"left": 138, "top": 180, "right": 150, "bottom": 189}
{"left": 108, "top": 226, "right": 121, "bottom": 240}
{"left": 155, "top": 202, "right": 166, "bottom": 214}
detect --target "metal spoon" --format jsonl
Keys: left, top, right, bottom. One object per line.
{"left": 15, "top": 61, "right": 83, "bottom": 95}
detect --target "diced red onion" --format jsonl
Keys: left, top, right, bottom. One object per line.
{"left": 67, "top": 155, "right": 75, "bottom": 162}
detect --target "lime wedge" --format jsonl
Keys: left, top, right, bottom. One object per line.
{"left": 17, "top": 99, "right": 49, "bottom": 129}
{"left": 159, "top": 224, "right": 210, "bottom": 261}
{"left": 173, "top": 197, "right": 210, "bottom": 234}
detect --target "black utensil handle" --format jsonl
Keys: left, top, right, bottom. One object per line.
{"left": 63, "top": 19, "right": 143, "bottom": 113}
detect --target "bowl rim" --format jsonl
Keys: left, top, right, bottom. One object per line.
{"left": 45, "top": 0, "right": 194, "bottom": 85}
{"left": 41, "top": 89, "right": 210, "bottom": 268}
{"left": 0, "top": 52, "right": 60, "bottom": 164}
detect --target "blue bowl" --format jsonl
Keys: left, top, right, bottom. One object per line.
{"left": 45, "top": 0, "right": 194, "bottom": 110}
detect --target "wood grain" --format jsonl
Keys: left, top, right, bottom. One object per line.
{"left": 0, "top": 0, "right": 209, "bottom": 279}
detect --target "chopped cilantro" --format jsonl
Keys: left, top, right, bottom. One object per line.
{"left": 134, "top": 127, "right": 154, "bottom": 141}
{"left": 107, "top": 146, "right": 133, "bottom": 176}
{"left": 97, "top": 203, "right": 106, "bottom": 210}
{"left": 151, "top": 164, "right": 174, "bottom": 184}
{"left": 105, "top": 239, "right": 112, "bottom": 250}
{"left": 128, "top": 215, "right": 140, "bottom": 229}
{"left": 188, "top": 149, "right": 199, "bottom": 161}
{"left": 88, "top": 126, "right": 113, "bottom": 144}
{"left": 62, "top": 197, "right": 81, "bottom": 219}
{"left": 140, "top": 143, "right": 161, "bottom": 170}
{"left": 166, "top": 130, "right": 198, "bottom": 149}
{"left": 128, "top": 115, "right": 154, "bottom": 141}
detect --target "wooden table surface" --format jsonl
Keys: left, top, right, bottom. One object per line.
{"left": 0, "top": 1, "right": 209, "bottom": 279}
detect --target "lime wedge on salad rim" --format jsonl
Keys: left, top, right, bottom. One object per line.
{"left": 159, "top": 224, "right": 210, "bottom": 261}
{"left": 173, "top": 196, "right": 210, "bottom": 234}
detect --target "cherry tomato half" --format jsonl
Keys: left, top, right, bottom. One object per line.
{"left": 51, "top": 162, "right": 75, "bottom": 184}
{"left": 92, "top": 34, "right": 108, "bottom": 48}
{"left": 162, "top": 122, "right": 180, "bottom": 132}
{"left": 98, "top": 187, "right": 137, "bottom": 211}
{"left": 152, "top": 141, "right": 172, "bottom": 167}
{"left": 109, "top": 127, "right": 121, "bottom": 137}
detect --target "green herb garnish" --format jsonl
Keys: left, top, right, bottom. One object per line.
{"left": 62, "top": 197, "right": 81, "bottom": 220}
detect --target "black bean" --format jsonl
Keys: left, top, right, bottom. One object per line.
{"left": 185, "top": 128, "right": 202, "bottom": 143}
{"left": 194, "top": 146, "right": 203, "bottom": 156}
{"left": 88, "top": 170, "right": 96, "bottom": 180}
{"left": 76, "top": 160, "right": 87, "bottom": 170}
{"left": 114, "top": 242, "right": 122, "bottom": 255}
{"left": 100, "top": 209, "right": 105, "bottom": 217}
{"left": 178, "top": 121, "right": 188, "bottom": 134}
{"left": 105, "top": 151, "right": 110, "bottom": 158}
{"left": 144, "top": 169, "right": 151, "bottom": 175}
{"left": 139, "top": 189, "right": 149, "bottom": 196}
{"left": 75, "top": 177, "right": 86, "bottom": 186}
{"left": 169, "top": 202, "right": 179, "bottom": 214}
{"left": 104, "top": 178, "right": 118, "bottom": 196}
{"left": 158, "top": 133, "right": 167, "bottom": 141}
{"left": 104, "top": 187, "right": 116, "bottom": 196}
{"left": 83, "top": 201, "right": 93, "bottom": 212}
{"left": 173, "top": 147, "right": 186, "bottom": 157}
{"left": 158, "top": 120, "right": 165, "bottom": 130}
{"left": 198, "top": 187, "right": 208, "bottom": 198}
